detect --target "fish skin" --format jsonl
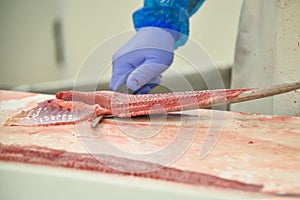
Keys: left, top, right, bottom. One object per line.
{"left": 4, "top": 98, "right": 111, "bottom": 126}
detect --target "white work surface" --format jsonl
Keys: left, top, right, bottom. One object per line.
{"left": 0, "top": 90, "right": 300, "bottom": 200}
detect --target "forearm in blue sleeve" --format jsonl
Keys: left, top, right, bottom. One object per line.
{"left": 132, "top": 0, "right": 205, "bottom": 48}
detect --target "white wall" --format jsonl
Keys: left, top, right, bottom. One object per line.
{"left": 190, "top": 0, "right": 243, "bottom": 65}
{"left": 0, "top": 0, "right": 58, "bottom": 86}
{"left": 63, "top": 0, "right": 142, "bottom": 78}
{"left": 0, "top": 0, "right": 243, "bottom": 87}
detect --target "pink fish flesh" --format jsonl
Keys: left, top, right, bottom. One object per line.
{"left": 5, "top": 89, "right": 251, "bottom": 126}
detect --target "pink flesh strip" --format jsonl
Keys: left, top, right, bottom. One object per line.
{"left": 6, "top": 89, "right": 251, "bottom": 126}
{"left": 0, "top": 143, "right": 263, "bottom": 193}
{"left": 56, "top": 89, "right": 251, "bottom": 117}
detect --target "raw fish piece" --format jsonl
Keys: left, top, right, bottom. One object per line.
{"left": 5, "top": 81, "right": 300, "bottom": 126}
{"left": 5, "top": 99, "right": 111, "bottom": 126}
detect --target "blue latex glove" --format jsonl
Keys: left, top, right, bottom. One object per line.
{"left": 110, "top": 27, "right": 175, "bottom": 94}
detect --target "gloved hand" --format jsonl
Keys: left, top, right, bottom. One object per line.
{"left": 110, "top": 27, "right": 176, "bottom": 94}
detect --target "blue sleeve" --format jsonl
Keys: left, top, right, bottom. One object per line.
{"left": 132, "top": 0, "right": 205, "bottom": 48}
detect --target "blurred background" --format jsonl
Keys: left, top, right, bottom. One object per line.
{"left": 0, "top": 0, "right": 243, "bottom": 94}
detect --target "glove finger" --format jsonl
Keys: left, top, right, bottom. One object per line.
{"left": 110, "top": 70, "right": 133, "bottom": 91}
{"left": 134, "top": 76, "right": 161, "bottom": 94}
{"left": 110, "top": 49, "right": 149, "bottom": 91}
{"left": 110, "top": 56, "right": 134, "bottom": 91}
{"left": 135, "top": 85, "right": 152, "bottom": 94}
{"left": 126, "top": 50, "right": 173, "bottom": 91}
{"left": 127, "top": 62, "right": 168, "bottom": 91}
{"left": 126, "top": 51, "right": 173, "bottom": 91}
